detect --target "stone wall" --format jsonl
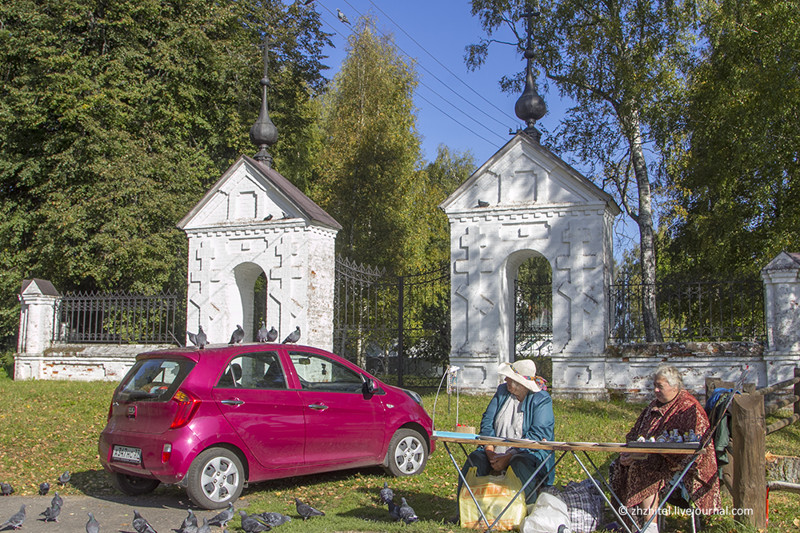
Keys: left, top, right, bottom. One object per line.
{"left": 14, "top": 344, "right": 166, "bottom": 381}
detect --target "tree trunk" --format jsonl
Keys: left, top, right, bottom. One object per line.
{"left": 629, "top": 114, "right": 664, "bottom": 342}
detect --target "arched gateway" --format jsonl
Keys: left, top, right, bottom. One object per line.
{"left": 440, "top": 132, "right": 620, "bottom": 394}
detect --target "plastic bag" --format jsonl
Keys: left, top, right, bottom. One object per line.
{"left": 459, "top": 467, "right": 527, "bottom": 530}
{"left": 521, "top": 491, "right": 571, "bottom": 533}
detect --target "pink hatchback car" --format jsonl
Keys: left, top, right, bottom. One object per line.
{"left": 99, "top": 343, "right": 434, "bottom": 509}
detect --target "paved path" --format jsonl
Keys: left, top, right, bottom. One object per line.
{"left": 0, "top": 491, "right": 245, "bottom": 532}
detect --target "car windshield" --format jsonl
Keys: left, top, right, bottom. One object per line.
{"left": 116, "top": 358, "right": 194, "bottom": 402}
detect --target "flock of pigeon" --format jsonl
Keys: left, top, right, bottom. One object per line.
{"left": 0, "top": 471, "right": 73, "bottom": 530}
{"left": 0, "top": 478, "right": 419, "bottom": 531}
{"left": 186, "top": 324, "right": 301, "bottom": 350}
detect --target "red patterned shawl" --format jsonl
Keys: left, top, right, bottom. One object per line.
{"left": 611, "top": 389, "right": 721, "bottom": 513}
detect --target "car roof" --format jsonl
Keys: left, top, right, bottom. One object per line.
{"left": 136, "top": 343, "right": 325, "bottom": 362}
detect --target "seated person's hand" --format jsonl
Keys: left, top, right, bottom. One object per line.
{"left": 619, "top": 452, "right": 647, "bottom": 466}
{"left": 488, "top": 449, "right": 516, "bottom": 471}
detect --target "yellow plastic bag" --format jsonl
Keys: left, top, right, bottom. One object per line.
{"left": 459, "top": 467, "right": 528, "bottom": 531}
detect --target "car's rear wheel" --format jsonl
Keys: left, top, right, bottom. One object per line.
{"left": 384, "top": 428, "right": 428, "bottom": 476}
{"left": 186, "top": 447, "right": 244, "bottom": 509}
{"left": 110, "top": 472, "right": 161, "bottom": 496}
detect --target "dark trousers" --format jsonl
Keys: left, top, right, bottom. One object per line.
{"left": 457, "top": 449, "right": 547, "bottom": 506}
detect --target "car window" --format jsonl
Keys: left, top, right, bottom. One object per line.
{"left": 289, "top": 351, "right": 363, "bottom": 393}
{"left": 117, "top": 358, "right": 193, "bottom": 402}
{"left": 216, "top": 351, "right": 286, "bottom": 390}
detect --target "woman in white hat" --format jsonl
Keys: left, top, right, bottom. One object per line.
{"left": 457, "top": 359, "right": 555, "bottom": 504}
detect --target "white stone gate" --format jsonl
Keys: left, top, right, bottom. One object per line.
{"left": 178, "top": 155, "right": 341, "bottom": 349}
{"left": 440, "top": 133, "right": 621, "bottom": 394}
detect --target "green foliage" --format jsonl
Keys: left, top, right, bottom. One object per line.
{"left": 312, "top": 17, "right": 425, "bottom": 273}
{"left": 662, "top": 0, "right": 800, "bottom": 278}
{"left": 0, "top": 0, "right": 329, "bottom": 340}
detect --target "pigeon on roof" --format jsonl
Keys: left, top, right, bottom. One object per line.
{"left": 257, "top": 323, "right": 270, "bottom": 343}
{"left": 188, "top": 326, "right": 207, "bottom": 349}
{"left": 229, "top": 325, "right": 245, "bottom": 345}
{"left": 282, "top": 326, "right": 301, "bottom": 344}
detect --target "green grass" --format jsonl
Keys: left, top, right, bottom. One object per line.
{"left": 0, "top": 374, "right": 796, "bottom": 532}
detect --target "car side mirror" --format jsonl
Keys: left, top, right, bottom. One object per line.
{"left": 362, "top": 378, "right": 376, "bottom": 395}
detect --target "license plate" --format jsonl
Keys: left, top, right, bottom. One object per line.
{"left": 112, "top": 445, "right": 142, "bottom": 464}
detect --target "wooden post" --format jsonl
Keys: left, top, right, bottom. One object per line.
{"left": 731, "top": 393, "right": 767, "bottom": 529}
{"left": 794, "top": 368, "right": 800, "bottom": 419}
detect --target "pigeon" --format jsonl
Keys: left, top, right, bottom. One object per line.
{"left": 263, "top": 214, "right": 273, "bottom": 221}
{"left": 238, "top": 511, "right": 271, "bottom": 533}
{"left": 39, "top": 503, "right": 61, "bottom": 522}
{"left": 256, "top": 322, "right": 270, "bottom": 343}
{"left": 294, "top": 498, "right": 324, "bottom": 520}
{"left": 388, "top": 499, "right": 401, "bottom": 521}
{"left": 337, "top": 8, "right": 350, "bottom": 24}
{"left": 0, "top": 505, "right": 26, "bottom": 530}
{"left": 51, "top": 492, "right": 63, "bottom": 508}
{"left": 188, "top": 326, "right": 207, "bottom": 349}
{"left": 266, "top": 327, "right": 278, "bottom": 342}
{"left": 177, "top": 509, "right": 197, "bottom": 532}
{"left": 38, "top": 482, "right": 50, "bottom": 495}
{"left": 133, "top": 509, "right": 158, "bottom": 533}
{"left": 379, "top": 481, "right": 393, "bottom": 504}
{"left": 282, "top": 326, "right": 301, "bottom": 344}
{"left": 207, "top": 503, "right": 234, "bottom": 527}
{"left": 196, "top": 518, "right": 211, "bottom": 533}
{"left": 58, "top": 470, "right": 71, "bottom": 485}
{"left": 86, "top": 512, "right": 100, "bottom": 533}
{"left": 250, "top": 512, "right": 291, "bottom": 528}
{"left": 398, "top": 497, "right": 418, "bottom": 524}
{"left": 477, "top": 199, "right": 490, "bottom": 208}
{"left": 0, "top": 482, "right": 12, "bottom": 496}
{"left": 229, "top": 325, "right": 244, "bottom": 344}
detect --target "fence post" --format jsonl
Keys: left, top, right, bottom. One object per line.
{"left": 731, "top": 393, "right": 767, "bottom": 529}
{"left": 795, "top": 367, "right": 800, "bottom": 419}
{"left": 397, "top": 275, "right": 404, "bottom": 387}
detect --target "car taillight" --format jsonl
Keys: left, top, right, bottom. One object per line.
{"left": 170, "top": 389, "right": 201, "bottom": 429}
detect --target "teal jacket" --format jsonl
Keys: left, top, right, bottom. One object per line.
{"left": 479, "top": 383, "right": 556, "bottom": 484}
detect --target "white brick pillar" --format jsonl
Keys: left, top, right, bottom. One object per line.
{"left": 761, "top": 252, "right": 800, "bottom": 355}
{"left": 16, "top": 279, "right": 60, "bottom": 379}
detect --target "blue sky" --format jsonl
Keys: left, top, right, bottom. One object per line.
{"left": 311, "top": 0, "right": 569, "bottom": 166}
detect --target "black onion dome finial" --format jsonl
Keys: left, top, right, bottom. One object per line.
{"left": 250, "top": 33, "right": 278, "bottom": 167}
{"left": 514, "top": 4, "right": 546, "bottom": 142}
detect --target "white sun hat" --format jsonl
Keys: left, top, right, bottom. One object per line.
{"left": 497, "top": 359, "right": 541, "bottom": 393}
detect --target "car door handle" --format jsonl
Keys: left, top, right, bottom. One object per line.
{"left": 308, "top": 403, "right": 328, "bottom": 411}
{"left": 221, "top": 399, "right": 244, "bottom": 406}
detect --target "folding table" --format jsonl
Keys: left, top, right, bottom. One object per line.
{"left": 434, "top": 433, "right": 700, "bottom": 533}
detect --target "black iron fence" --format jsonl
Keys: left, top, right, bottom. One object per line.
{"left": 514, "top": 281, "right": 552, "bottom": 359}
{"left": 55, "top": 290, "right": 182, "bottom": 344}
{"left": 333, "top": 257, "right": 450, "bottom": 387}
{"left": 609, "top": 279, "right": 766, "bottom": 343}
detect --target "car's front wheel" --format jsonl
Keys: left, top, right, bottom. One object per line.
{"left": 185, "top": 447, "right": 245, "bottom": 509}
{"left": 110, "top": 472, "right": 161, "bottom": 496}
{"left": 384, "top": 428, "right": 428, "bottom": 476}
